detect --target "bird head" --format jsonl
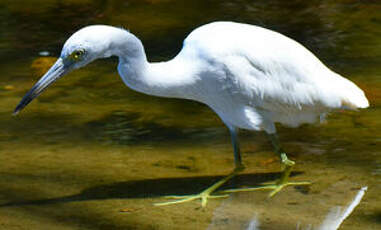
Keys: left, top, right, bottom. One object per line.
{"left": 13, "top": 25, "right": 130, "bottom": 115}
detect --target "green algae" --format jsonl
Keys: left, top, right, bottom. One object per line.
{"left": 0, "top": 0, "right": 380, "bottom": 229}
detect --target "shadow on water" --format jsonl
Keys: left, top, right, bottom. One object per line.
{"left": 0, "top": 0, "right": 379, "bottom": 229}
{"left": 371, "top": 211, "right": 381, "bottom": 225}
{"left": 2, "top": 110, "right": 227, "bottom": 146}
{"left": 86, "top": 111, "right": 227, "bottom": 145}
{"left": 0, "top": 172, "right": 305, "bottom": 207}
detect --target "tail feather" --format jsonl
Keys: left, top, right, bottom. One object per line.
{"left": 333, "top": 74, "right": 369, "bottom": 110}
{"left": 340, "top": 86, "right": 369, "bottom": 110}
{"left": 341, "top": 98, "right": 368, "bottom": 110}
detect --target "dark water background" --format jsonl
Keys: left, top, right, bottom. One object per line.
{"left": 0, "top": 0, "right": 380, "bottom": 229}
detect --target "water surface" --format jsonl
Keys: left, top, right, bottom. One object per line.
{"left": 0, "top": 0, "right": 380, "bottom": 229}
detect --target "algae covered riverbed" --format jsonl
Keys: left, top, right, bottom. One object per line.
{"left": 0, "top": 0, "right": 380, "bottom": 229}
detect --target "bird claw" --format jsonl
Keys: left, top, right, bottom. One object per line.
{"left": 154, "top": 193, "right": 230, "bottom": 207}
{"left": 219, "top": 180, "right": 311, "bottom": 197}
{"left": 266, "top": 181, "right": 311, "bottom": 197}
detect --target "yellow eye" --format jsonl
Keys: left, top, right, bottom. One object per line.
{"left": 70, "top": 49, "right": 85, "bottom": 61}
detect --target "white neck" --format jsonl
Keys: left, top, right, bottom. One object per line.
{"left": 114, "top": 33, "right": 198, "bottom": 100}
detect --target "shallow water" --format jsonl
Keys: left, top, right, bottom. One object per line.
{"left": 0, "top": 0, "right": 380, "bottom": 229}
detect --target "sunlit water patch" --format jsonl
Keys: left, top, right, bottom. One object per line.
{"left": 0, "top": 0, "right": 379, "bottom": 229}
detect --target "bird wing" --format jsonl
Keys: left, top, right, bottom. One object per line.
{"left": 232, "top": 51, "right": 328, "bottom": 113}
{"left": 183, "top": 22, "right": 337, "bottom": 113}
{"left": 183, "top": 22, "right": 367, "bottom": 116}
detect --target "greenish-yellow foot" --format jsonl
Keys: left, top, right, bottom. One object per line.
{"left": 154, "top": 168, "right": 242, "bottom": 207}
{"left": 154, "top": 192, "right": 229, "bottom": 208}
{"left": 220, "top": 157, "right": 311, "bottom": 197}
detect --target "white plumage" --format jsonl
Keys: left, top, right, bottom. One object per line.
{"left": 117, "top": 22, "right": 368, "bottom": 133}
{"left": 14, "top": 21, "right": 369, "bottom": 207}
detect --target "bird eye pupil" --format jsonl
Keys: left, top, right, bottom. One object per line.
{"left": 76, "top": 50, "right": 84, "bottom": 56}
{"left": 70, "top": 49, "right": 85, "bottom": 60}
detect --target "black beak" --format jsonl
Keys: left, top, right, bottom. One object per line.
{"left": 13, "top": 58, "right": 70, "bottom": 115}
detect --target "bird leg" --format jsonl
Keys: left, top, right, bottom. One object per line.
{"left": 154, "top": 126, "right": 244, "bottom": 208}
{"left": 265, "top": 133, "right": 311, "bottom": 196}
{"left": 220, "top": 133, "right": 310, "bottom": 197}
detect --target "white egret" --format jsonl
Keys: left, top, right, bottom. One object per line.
{"left": 14, "top": 21, "right": 369, "bottom": 207}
